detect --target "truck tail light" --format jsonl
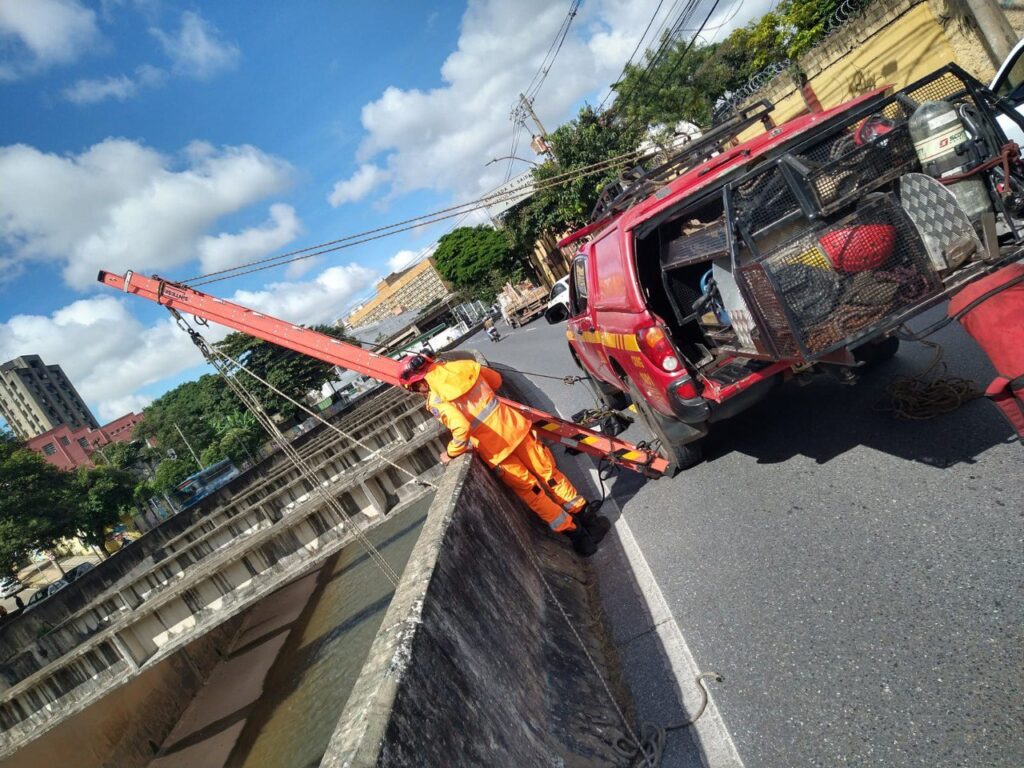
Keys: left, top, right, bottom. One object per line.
{"left": 636, "top": 326, "right": 682, "bottom": 373}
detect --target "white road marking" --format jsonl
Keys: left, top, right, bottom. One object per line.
{"left": 591, "top": 467, "right": 744, "bottom": 768}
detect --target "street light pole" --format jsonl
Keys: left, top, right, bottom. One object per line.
{"left": 486, "top": 155, "right": 540, "bottom": 167}
{"left": 174, "top": 422, "right": 202, "bottom": 468}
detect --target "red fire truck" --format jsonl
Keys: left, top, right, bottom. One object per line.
{"left": 559, "top": 65, "right": 1024, "bottom": 473}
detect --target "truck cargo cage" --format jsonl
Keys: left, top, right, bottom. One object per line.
{"left": 712, "top": 64, "right": 1024, "bottom": 363}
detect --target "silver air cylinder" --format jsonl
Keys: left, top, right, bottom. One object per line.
{"left": 908, "top": 100, "right": 990, "bottom": 222}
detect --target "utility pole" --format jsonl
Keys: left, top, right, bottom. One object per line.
{"left": 963, "top": 0, "right": 1017, "bottom": 68}
{"left": 518, "top": 93, "right": 557, "bottom": 163}
{"left": 174, "top": 422, "right": 202, "bottom": 468}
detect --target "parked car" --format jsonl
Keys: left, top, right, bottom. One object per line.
{"left": 544, "top": 276, "right": 571, "bottom": 323}
{"left": 561, "top": 64, "right": 1024, "bottom": 474}
{"left": 24, "top": 579, "right": 68, "bottom": 612}
{"left": 64, "top": 562, "right": 95, "bottom": 582}
{"left": 0, "top": 576, "right": 23, "bottom": 599}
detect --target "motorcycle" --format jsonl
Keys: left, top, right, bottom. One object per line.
{"left": 486, "top": 326, "right": 501, "bottom": 343}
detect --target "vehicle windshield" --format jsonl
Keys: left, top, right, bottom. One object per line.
{"left": 550, "top": 282, "right": 567, "bottom": 299}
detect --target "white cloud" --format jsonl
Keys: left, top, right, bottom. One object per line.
{"left": 62, "top": 74, "right": 136, "bottom": 104}
{"left": 347, "top": 0, "right": 757, "bottom": 202}
{"left": 0, "top": 0, "right": 99, "bottom": 80}
{"left": 387, "top": 244, "right": 435, "bottom": 274}
{"left": 61, "top": 64, "right": 166, "bottom": 105}
{"left": 328, "top": 163, "right": 388, "bottom": 207}
{"left": 151, "top": 10, "right": 239, "bottom": 79}
{"left": 0, "top": 296, "right": 222, "bottom": 423}
{"left": 0, "top": 260, "right": 379, "bottom": 422}
{"left": 231, "top": 263, "right": 379, "bottom": 327}
{"left": 198, "top": 203, "right": 302, "bottom": 274}
{"left": 0, "top": 138, "right": 294, "bottom": 288}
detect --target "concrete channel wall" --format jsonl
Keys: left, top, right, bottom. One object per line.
{"left": 323, "top": 455, "right": 634, "bottom": 768}
{"left": 0, "top": 387, "right": 446, "bottom": 759}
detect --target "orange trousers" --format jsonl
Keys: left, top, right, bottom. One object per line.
{"left": 493, "top": 431, "right": 585, "bottom": 533}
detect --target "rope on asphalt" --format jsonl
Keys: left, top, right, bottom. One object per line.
{"left": 614, "top": 672, "right": 725, "bottom": 766}
{"left": 876, "top": 339, "right": 982, "bottom": 420}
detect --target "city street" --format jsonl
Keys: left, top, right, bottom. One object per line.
{"left": 459, "top": 310, "right": 1023, "bottom": 768}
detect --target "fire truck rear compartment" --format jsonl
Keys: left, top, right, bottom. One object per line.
{"left": 647, "top": 66, "right": 1009, "bottom": 365}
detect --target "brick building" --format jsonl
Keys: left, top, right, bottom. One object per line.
{"left": 345, "top": 258, "right": 452, "bottom": 329}
{"left": 26, "top": 412, "right": 145, "bottom": 471}
{"left": 0, "top": 355, "right": 99, "bottom": 440}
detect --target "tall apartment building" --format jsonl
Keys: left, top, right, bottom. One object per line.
{"left": 0, "top": 355, "right": 99, "bottom": 440}
{"left": 345, "top": 258, "right": 453, "bottom": 329}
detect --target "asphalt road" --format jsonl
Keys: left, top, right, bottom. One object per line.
{"left": 458, "top": 311, "right": 1022, "bottom": 768}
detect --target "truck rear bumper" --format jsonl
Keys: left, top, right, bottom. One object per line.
{"left": 666, "top": 379, "right": 711, "bottom": 425}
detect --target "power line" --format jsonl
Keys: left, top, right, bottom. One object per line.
{"left": 184, "top": 146, "right": 655, "bottom": 288}
{"left": 597, "top": 0, "right": 670, "bottom": 112}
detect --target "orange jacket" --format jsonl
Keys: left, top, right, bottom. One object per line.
{"left": 424, "top": 359, "right": 531, "bottom": 465}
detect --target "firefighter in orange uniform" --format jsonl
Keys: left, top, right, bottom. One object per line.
{"left": 399, "top": 354, "right": 609, "bottom": 556}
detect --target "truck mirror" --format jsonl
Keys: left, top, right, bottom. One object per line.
{"left": 545, "top": 305, "right": 569, "bottom": 324}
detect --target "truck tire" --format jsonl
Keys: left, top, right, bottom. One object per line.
{"left": 582, "top": 373, "right": 629, "bottom": 412}
{"left": 853, "top": 336, "right": 900, "bottom": 367}
{"left": 567, "top": 346, "right": 628, "bottom": 411}
{"left": 625, "top": 378, "right": 705, "bottom": 476}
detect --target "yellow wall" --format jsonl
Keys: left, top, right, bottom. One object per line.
{"left": 737, "top": 0, "right": 1013, "bottom": 142}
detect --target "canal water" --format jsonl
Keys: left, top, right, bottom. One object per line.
{"left": 150, "top": 496, "right": 431, "bottom": 768}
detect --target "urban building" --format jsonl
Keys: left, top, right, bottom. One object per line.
{"left": 345, "top": 258, "right": 453, "bottom": 329}
{"left": 0, "top": 355, "right": 99, "bottom": 440}
{"left": 26, "top": 411, "right": 146, "bottom": 471}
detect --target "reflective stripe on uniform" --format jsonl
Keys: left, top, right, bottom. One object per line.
{"left": 450, "top": 438, "right": 471, "bottom": 447}
{"left": 548, "top": 510, "right": 569, "bottom": 531}
{"left": 562, "top": 495, "right": 584, "bottom": 511}
{"left": 469, "top": 396, "right": 499, "bottom": 430}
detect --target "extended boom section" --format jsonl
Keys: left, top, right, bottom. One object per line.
{"left": 98, "top": 270, "right": 669, "bottom": 476}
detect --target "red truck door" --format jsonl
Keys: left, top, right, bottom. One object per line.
{"left": 567, "top": 254, "right": 614, "bottom": 383}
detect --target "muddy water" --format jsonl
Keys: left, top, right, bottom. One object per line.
{"left": 225, "top": 498, "right": 430, "bottom": 768}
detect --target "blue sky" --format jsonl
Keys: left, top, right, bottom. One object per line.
{"left": 0, "top": 0, "right": 767, "bottom": 425}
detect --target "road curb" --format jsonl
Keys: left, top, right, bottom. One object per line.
{"left": 592, "top": 468, "right": 744, "bottom": 768}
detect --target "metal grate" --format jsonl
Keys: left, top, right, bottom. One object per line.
{"left": 738, "top": 265, "right": 801, "bottom": 358}
{"left": 750, "top": 194, "right": 942, "bottom": 357}
{"left": 802, "top": 122, "right": 919, "bottom": 215}
{"left": 733, "top": 165, "right": 800, "bottom": 236}
{"left": 662, "top": 220, "right": 728, "bottom": 269}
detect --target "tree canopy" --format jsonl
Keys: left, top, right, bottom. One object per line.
{"left": 213, "top": 324, "right": 353, "bottom": 422}
{"left": 0, "top": 433, "right": 78, "bottom": 572}
{"left": 70, "top": 465, "right": 135, "bottom": 548}
{"left": 0, "top": 433, "right": 140, "bottom": 570}
{"left": 612, "top": 0, "right": 846, "bottom": 130}
{"left": 432, "top": 225, "right": 522, "bottom": 300}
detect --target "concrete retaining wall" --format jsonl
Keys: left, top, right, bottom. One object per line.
{"left": 323, "top": 455, "right": 634, "bottom": 767}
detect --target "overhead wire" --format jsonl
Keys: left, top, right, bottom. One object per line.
{"left": 172, "top": 312, "right": 405, "bottom": 586}
{"left": 183, "top": 144, "right": 656, "bottom": 287}
{"left": 597, "top": 0, "right": 670, "bottom": 112}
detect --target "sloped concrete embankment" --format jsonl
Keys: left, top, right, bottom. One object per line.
{"left": 323, "top": 455, "right": 635, "bottom": 767}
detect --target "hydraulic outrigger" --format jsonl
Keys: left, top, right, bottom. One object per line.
{"left": 98, "top": 270, "right": 670, "bottom": 477}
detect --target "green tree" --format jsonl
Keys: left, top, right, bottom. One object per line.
{"left": 610, "top": 0, "right": 845, "bottom": 132}
{"left": 432, "top": 225, "right": 522, "bottom": 300}
{"left": 70, "top": 465, "right": 135, "bottom": 548}
{"left": 214, "top": 325, "right": 352, "bottom": 422}
{"left": 92, "top": 440, "right": 141, "bottom": 470}
{"left": 503, "top": 106, "right": 642, "bottom": 255}
{"left": 152, "top": 457, "right": 194, "bottom": 497}
{"left": 134, "top": 374, "right": 235, "bottom": 467}
{"left": 0, "top": 433, "right": 77, "bottom": 572}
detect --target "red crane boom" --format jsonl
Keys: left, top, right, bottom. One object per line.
{"left": 98, "top": 270, "right": 668, "bottom": 477}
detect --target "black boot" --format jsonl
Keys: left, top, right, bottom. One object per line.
{"left": 565, "top": 524, "right": 597, "bottom": 557}
{"left": 575, "top": 503, "right": 611, "bottom": 544}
